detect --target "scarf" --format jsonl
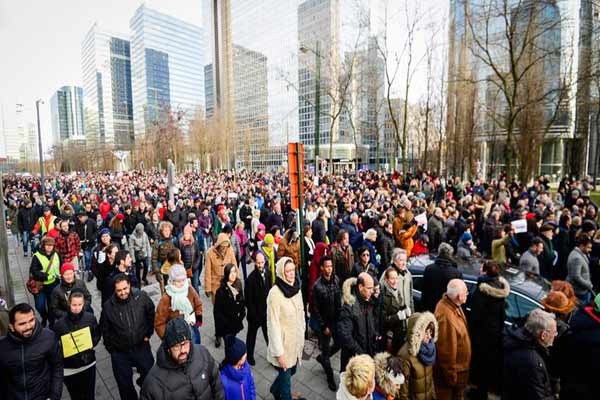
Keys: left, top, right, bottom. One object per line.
{"left": 166, "top": 280, "right": 194, "bottom": 321}
{"left": 417, "top": 341, "right": 436, "bottom": 366}
{"left": 381, "top": 279, "right": 400, "bottom": 303}
{"left": 275, "top": 276, "right": 300, "bottom": 298}
{"left": 227, "top": 282, "right": 239, "bottom": 298}
{"left": 262, "top": 246, "right": 276, "bottom": 285}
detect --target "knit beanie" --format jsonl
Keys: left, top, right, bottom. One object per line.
{"left": 60, "top": 262, "right": 75, "bottom": 276}
{"left": 224, "top": 335, "right": 247, "bottom": 365}
{"left": 264, "top": 233, "right": 275, "bottom": 245}
{"left": 169, "top": 264, "right": 187, "bottom": 282}
{"left": 164, "top": 318, "right": 192, "bottom": 349}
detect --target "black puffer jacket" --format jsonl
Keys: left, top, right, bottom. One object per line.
{"left": 0, "top": 322, "right": 63, "bottom": 400}
{"left": 337, "top": 278, "right": 379, "bottom": 371}
{"left": 421, "top": 256, "right": 462, "bottom": 312}
{"left": 245, "top": 268, "right": 271, "bottom": 324}
{"left": 310, "top": 274, "right": 341, "bottom": 332}
{"left": 140, "top": 343, "right": 225, "bottom": 400}
{"left": 49, "top": 278, "right": 92, "bottom": 321}
{"left": 502, "top": 326, "right": 553, "bottom": 400}
{"left": 99, "top": 289, "right": 155, "bottom": 353}
{"left": 52, "top": 311, "right": 100, "bottom": 369}
{"left": 18, "top": 206, "right": 37, "bottom": 232}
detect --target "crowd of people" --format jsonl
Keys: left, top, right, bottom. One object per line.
{"left": 0, "top": 169, "right": 599, "bottom": 400}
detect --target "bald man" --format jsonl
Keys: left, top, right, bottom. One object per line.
{"left": 337, "top": 272, "right": 379, "bottom": 372}
{"left": 434, "top": 279, "right": 472, "bottom": 400}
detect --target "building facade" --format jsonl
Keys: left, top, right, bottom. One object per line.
{"left": 50, "top": 86, "right": 85, "bottom": 146}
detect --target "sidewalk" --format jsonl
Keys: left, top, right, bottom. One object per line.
{"left": 6, "top": 232, "right": 337, "bottom": 400}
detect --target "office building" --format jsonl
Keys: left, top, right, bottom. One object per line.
{"left": 50, "top": 86, "right": 85, "bottom": 145}
{"left": 0, "top": 102, "right": 29, "bottom": 161}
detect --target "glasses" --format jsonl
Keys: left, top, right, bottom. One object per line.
{"left": 171, "top": 340, "right": 190, "bottom": 351}
{"left": 361, "top": 253, "right": 369, "bottom": 257}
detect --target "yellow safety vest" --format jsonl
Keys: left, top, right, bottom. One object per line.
{"left": 34, "top": 251, "right": 60, "bottom": 285}
{"left": 38, "top": 216, "right": 57, "bottom": 235}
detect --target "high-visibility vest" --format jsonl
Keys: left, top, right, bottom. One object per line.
{"left": 38, "top": 215, "right": 57, "bottom": 234}
{"left": 34, "top": 251, "right": 60, "bottom": 285}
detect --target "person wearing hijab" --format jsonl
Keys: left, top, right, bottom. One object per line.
{"left": 259, "top": 233, "right": 278, "bottom": 285}
{"left": 128, "top": 223, "right": 152, "bottom": 286}
{"left": 213, "top": 264, "right": 246, "bottom": 348}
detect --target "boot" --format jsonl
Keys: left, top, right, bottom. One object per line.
{"left": 215, "top": 336, "right": 221, "bottom": 348}
{"left": 326, "top": 376, "right": 337, "bottom": 391}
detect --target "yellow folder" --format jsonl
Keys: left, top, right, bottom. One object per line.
{"left": 60, "top": 326, "right": 93, "bottom": 358}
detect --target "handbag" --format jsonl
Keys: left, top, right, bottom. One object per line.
{"left": 26, "top": 276, "right": 44, "bottom": 295}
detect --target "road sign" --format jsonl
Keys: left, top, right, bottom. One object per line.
{"left": 288, "top": 143, "right": 304, "bottom": 210}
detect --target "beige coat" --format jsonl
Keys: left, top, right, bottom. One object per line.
{"left": 204, "top": 233, "right": 237, "bottom": 294}
{"left": 267, "top": 256, "right": 306, "bottom": 368}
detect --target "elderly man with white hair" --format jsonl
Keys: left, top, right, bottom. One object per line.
{"left": 433, "top": 279, "right": 472, "bottom": 400}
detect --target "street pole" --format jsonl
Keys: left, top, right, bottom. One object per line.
{"left": 0, "top": 171, "right": 14, "bottom": 306}
{"left": 314, "top": 40, "right": 321, "bottom": 176}
{"left": 35, "top": 99, "right": 45, "bottom": 195}
{"left": 295, "top": 142, "right": 306, "bottom": 304}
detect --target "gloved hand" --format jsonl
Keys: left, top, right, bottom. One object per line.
{"left": 405, "top": 307, "right": 412, "bottom": 318}
{"left": 195, "top": 315, "right": 203, "bottom": 327}
{"left": 397, "top": 309, "right": 407, "bottom": 320}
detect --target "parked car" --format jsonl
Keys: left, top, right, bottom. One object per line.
{"left": 408, "top": 254, "right": 551, "bottom": 326}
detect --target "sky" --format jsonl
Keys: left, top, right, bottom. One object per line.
{"left": 0, "top": 0, "right": 447, "bottom": 155}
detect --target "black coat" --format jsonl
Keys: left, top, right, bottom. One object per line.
{"left": 52, "top": 311, "right": 100, "bottom": 369}
{"left": 245, "top": 268, "right": 271, "bottom": 324}
{"left": 468, "top": 276, "right": 509, "bottom": 391}
{"left": 311, "top": 218, "right": 327, "bottom": 244}
{"left": 311, "top": 275, "right": 341, "bottom": 332}
{"left": 214, "top": 283, "right": 246, "bottom": 337}
{"left": 502, "top": 326, "right": 553, "bottom": 400}
{"left": 49, "top": 278, "right": 92, "bottom": 321}
{"left": 18, "top": 206, "right": 37, "bottom": 232}
{"left": 100, "top": 289, "right": 155, "bottom": 353}
{"left": 420, "top": 256, "right": 462, "bottom": 312}
{"left": 0, "top": 322, "right": 63, "bottom": 400}
{"left": 140, "top": 343, "right": 224, "bottom": 400}
{"left": 73, "top": 219, "right": 97, "bottom": 251}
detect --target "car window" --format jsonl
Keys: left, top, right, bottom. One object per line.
{"left": 505, "top": 291, "right": 540, "bottom": 326}
{"left": 505, "top": 293, "right": 520, "bottom": 324}
{"left": 412, "top": 275, "right": 423, "bottom": 292}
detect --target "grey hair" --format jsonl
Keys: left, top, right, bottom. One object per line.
{"left": 525, "top": 309, "right": 555, "bottom": 337}
{"left": 446, "top": 279, "right": 466, "bottom": 298}
{"left": 365, "top": 228, "right": 377, "bottom": 241}
{"left": 438, "top": 242, "right": 454, "bottom": 257}
{"left": 392, "top": 248, "right": 407, "bottom": 262}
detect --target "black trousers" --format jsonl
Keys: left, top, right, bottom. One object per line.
{"left": 64, "top": 365, "right": 96, "bottom": 400}
{"left": 318, "top": 329, "right": 340, "bottom": 379}
{"left": 246, "top": 319, "right": 268, "bottom": 360}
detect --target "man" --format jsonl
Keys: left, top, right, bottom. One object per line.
{"left": 427, "top": 207, "right": 445, "bottom": 252}
{"left": 105, "top": 250, "right": 139, "bottom": 295}
{"left": 311, "top": 209, "right": 327, "bottom": 244}
{"left": 0, "top": 303, "right": 63, "bottom": 400}
{"left": 265, "top": 201, "right": 284, "bottom": 233}
{"left": 538, "top": 224, "right": 556, "bottom": 280}
{"left": 567, "top": 235, "right": 594, "bottom": 304}
{"left": 421, "top": 243, "right": 462, "bottom": 312}
{"left": 519, "top": 237, "right": 544, "bottom": 275}
{"left": 503, "top": 309, "right": 556, "bottom": 400}
{"left": 74, "top": 210, "right": 97, "bottom": 281}
{"left": 344, "top": 212, "right": 364, "bottom": 252}
{"left": 244, "top": 252, "right": 270, "bottom": 366}
{"left": 434, "top": 279, "right": 471, "bottom": 400}
{"left": 140, "top": 318, "right": 224, "bottom": 399}
{"left": 17, "top": 199, "right": 37, "bottom": 256}
{"left": 311, "top": 255, "right": 341, "bottom": 390}
{"left": 55, "top": 219, "right": 81, "bottom": 269}
{"left": 32, "top": 205, "right": 57, "bottom": 236}
{"left": 100, "top": 274, "right": 155, "bottom": 400}
{"left": 331, "top": 229, "right": 355, "bottom": 284}
{"left": 337, "top": 272, "right": 379, "bottom": 372}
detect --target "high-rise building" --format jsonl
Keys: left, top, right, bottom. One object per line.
{"left": 82, "top": 23, "right": 134, "bottom": 148}
{"left": 50, "top": 86, "right": 85, "bottom": 145}
{"left": 0, "top": 102, "right": 29, "bottom": 161}
{"left": 130, "top": 4, "right": 204, "bottom": 136}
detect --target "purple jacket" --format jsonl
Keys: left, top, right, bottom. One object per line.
{"left": 198, "top": 214, "right": 213, "bottom": 238}
{"left": 220, "top": 361, "right": 256, "bottom": 400}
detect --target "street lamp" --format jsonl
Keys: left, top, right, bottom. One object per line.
{"left": 300, "top": 40, "right": 321, "bottom": 175}
{"left": 35, "top": 99, "right": 45, "bottom": 195}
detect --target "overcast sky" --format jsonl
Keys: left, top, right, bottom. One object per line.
{"left": 0, "top": 0, "right": 446, "bottom": 153}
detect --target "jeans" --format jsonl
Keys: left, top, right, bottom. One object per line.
{"left": 192, "top": 325, "right": 201, "bottom": 344}
{"left": 64, "top": 365, "right": 96, "bottom": 400}
{"left": 34, "top": 281, "right": 58, "bottom": 326}
{"left": 318, "top": 329, "right": 340, "bottom": 380}
{"left": 135, "top": 258, "right": 148, "bottom": 287}
{"left": 192, "top": 268, "right": 201, "bottom": 293}
{"left": 22, "top": 231, "right": 32, "bottom": 255}
{"left": 240, "top": 256, "right": 248, "bottom": 281}
{"left": 110, "top": 343, "right": 154, "bottom": 400}
{"left": 577, "top": 291, "right": 593, "bottom": 305}
{"left": 83, "top": 249, "right": 92, "bottom": 272}
{"left": 270, "top": 365, "right": 297, "bottom": 400}
{"left": 246, "top": 320, "right": 268, "bottom": 361}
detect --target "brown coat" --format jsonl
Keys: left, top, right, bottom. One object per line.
{"left": 277, "top": 237, "right": 300, "bottom": 268}
{"left": 154, "top": 285, "right": 203, "bottom": 338}
{"left": 398, "top": 312, "right": 438, "bottom": 400}
{"left": 204, "top": 233, "right": 237, "bottom": 294}
{"left": 392, "top": 211, "right": 414, "bottom": 247}
{"left": 433, "top": 295, "right": 472, "bottom": 392}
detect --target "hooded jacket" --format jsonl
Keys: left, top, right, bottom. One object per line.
{"left": 49, "top": 277, "right": 92, "bottom": 321}
{"left": 220, "top": 361, "right": 256, "bottom": 400}
{"left": 205, "top": 233, "right": 237, "bottom": 294}
{"left": 0, "top": 321, "right": 64, "bottom": 400}
{"left": 337, "top": 277, "right": 379, "bottom": 371}
{"left": 140, "top": 343, "right": 225, "bottom": 400}
{"left": 266, "top": 257, "right": 306, "bottom": 368}
{"left": 129, "top": 223, "right": 152, "bottom": 261}
{"left": 397, "top": 312, "right": 438, "bottom": 400}
{"left": 52, "top": 310, "right": 101, "bottom": 370}
{"left": 373, "top": 352, "right": 400, "bottom": 400}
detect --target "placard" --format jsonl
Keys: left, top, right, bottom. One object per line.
{"left": 61, "top": 326, "right": 93, "bottom": 358}
{"left": 511, "top": 219, "right": 527, "bottom": 234}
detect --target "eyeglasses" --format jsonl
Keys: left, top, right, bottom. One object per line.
{"left": 171, "top": 340, "right": 190, "bottom": 351}
{"left": 361, "top": 253, "right": 369, "bottom": 257}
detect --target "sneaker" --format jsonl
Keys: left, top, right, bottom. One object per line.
{"left": 86, "top": 272, "right": 94, "bottom": 282}
{"left": 247, "top": 357, "right": 256, "bottom": 366}
{"left": 327, "top": 378, "right": 337, "bottom": 391}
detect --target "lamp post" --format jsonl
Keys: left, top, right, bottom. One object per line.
{"left": 35, "top": 99, "right": 45, "bottom": 195}
{"left": 300, "top": 40, "right": 321, "bottom": 175}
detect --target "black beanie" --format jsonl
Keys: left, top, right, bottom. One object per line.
{"left": 164, "top": 318, "right": 191, "bottom": 349}
{"left": 224, "top": 335, "right": 247, "bottom": 365}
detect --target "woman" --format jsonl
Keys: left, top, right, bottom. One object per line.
{"left": 467, "top": 261, "right": 510, "bottom": 399}
{"left": 30, "top": 235, "right": 61, "bottom": 327}
{"left": 381, "top": 267, "right": 411, "bottom": 354}
{"left": 353, "top": 245, "right": 378, "bottom": 281}
{"left": 129, "top": 223, "right": 152, "bottom": 286}
{"left": 234, "top": 222, "right": 249, "bottom": 280}
{"left": 267, "top": 257, "right": 306, "bottom": 400}
{"left": 373, "top": 352, "right": 405, "bottom": 400}
{"left": 91, "top": 228, "right": 112, "bottom": 290}
{"left": 151, "top": 221, "right": 177, "bottom": 293}
{"left": 50, "top": 262, "right": 92, "bottom": 322}
{"left": 308, "top": 242, "right": 330, "bottom": 299}
{"left": 398, "top": 312, "right": 438, "bottom": 400}
{"left": 277, "top": 227, "right": 301, "bottom": 271}
{"left": 179, "top": 225, "right": 200, "bottom": 281}
{"left": 220, "top": 335, "right": 256, "bottom": 400}
{"left": 155, "top": 264, "right": 203, "bottom": 344}
{"left": 52, "top": 290, "right": 100, "bottom": 400}
{"left": 214, "top": 264, "right": 246, "bottom": 343}
{"left": 97, "top": 244, "right": 118, "bottom": 305}
{"left": 145, "top": 211, "right": 160, "bottom": 243}
{"left": 259, "top": 234, "right": 277, "bottom": 285}
{"left": 108, "top": 213, "right": 126, "bottom": 249}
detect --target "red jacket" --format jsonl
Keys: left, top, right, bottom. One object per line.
{"left": 55, "top": 232, "right": 81, "bottom": 263}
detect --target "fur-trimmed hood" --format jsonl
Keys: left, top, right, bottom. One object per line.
{"left": 478, "top": 276, "right": 510, "bottom": 299}
{"left": 405, "top": 312, "right": 438, "bottom": 357}
{"left": 374, "top": 352, "right": 401, "bottom": 397}
{"left": 342, "top": 277, "right": 358, "bottom": 306}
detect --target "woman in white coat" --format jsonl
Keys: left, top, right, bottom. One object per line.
{"left": 267, "top": 256, "right": 306, "bottom": 400}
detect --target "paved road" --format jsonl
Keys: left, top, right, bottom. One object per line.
{"left": 6, "top": 232, "right": 338, "bottom": 400}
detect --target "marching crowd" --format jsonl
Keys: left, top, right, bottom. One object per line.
{"left": 0, "top": 169, "right": 598, "bottom": 400}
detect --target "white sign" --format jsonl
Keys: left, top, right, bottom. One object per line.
{"left": 415, "top": 212, "right": 428, "bottom": 231}
{"left": 511, "top": 219, "right": 527, "bottom": 234}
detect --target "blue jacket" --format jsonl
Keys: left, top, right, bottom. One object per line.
{"left": 220, "top": 361, "right": 256, "bottom": 400}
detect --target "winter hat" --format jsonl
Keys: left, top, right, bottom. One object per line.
{"left": 169, "top": 264, "right": 187, "bottom": 282}
{"left": 116, "top": 213, "right": 125, "bottom": 221}
{"left": 164, "top": 318, "right": 192, "bottom": 349}
{"left": 257, "top": 223, "right": 266, "bottom": 231}
{"left": 135, "top": 223, "right": 145, "bottom": 233}
{"left": 224, "top": 335, "right": 247, "bottom": 365}
{"left": 540, "top": 224, "right": 554, "bottom": 233}
{"left": 60, "top": 262, "right": 75, "bottom": 276}
{"left": 98, "top": 228, "right": 111, "bottom": 238}
{"left": 47, "top": 230, "right": 60, "bottom": 239}
{"left": 461, "top": 232, "right": 473, "bottom": 243}
{"left": 264, "top": 233, "right": 275, "bottom": 245}
{"left": 541, "top": 290, "right": 576, "bottom": 315}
